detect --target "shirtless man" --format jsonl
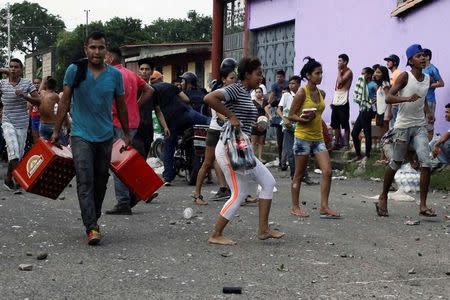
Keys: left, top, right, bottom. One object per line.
{"left": 330, "top": 54, "right": 353, "bottom": 149}
{"left": 38, "top": 77, "right": 61, "bottom": 140}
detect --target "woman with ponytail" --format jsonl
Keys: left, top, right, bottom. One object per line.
{"left": 288, "top": 57, "right": 341, "bottom": 219}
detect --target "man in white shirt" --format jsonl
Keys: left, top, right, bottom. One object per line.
{"left": 376, "top": 44, "right": 435, "bottom": 218}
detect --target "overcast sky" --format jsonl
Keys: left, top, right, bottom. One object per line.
{"left": 3, "top": 0, "right": 213, "bottom": 31}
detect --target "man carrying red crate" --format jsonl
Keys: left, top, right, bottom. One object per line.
{"left": 1, "top": 59, "right": 41, "bottom": 193}
{"left": 51, "top": 32, "right": 130, "bottom": 246}
{"left": 103, "top": 48, "right": 166, "bottom": 215}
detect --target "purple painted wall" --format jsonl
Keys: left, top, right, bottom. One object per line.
{"left": 248, "top": 0, "right": 449, "bottom": 134}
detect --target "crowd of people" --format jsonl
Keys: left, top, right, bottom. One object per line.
{"left": 0, "top": 31, "right": 448, "bottom": 245}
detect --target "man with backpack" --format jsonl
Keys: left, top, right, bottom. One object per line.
{"left": 51, "top": 32, "right": 130, "bottom": 245}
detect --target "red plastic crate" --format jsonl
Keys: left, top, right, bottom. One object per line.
{"left": 12, "top": 139, "right": 75, "bottom": 199}
{"left": 110, "top": 139, "right": 164, "bottom": 201}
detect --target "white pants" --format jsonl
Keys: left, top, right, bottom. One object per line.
{"left": 215, "top": 141, "right": 276, "bottom": 220}
{"left": 1, "top": 122, "right": 27, "bottom": 161}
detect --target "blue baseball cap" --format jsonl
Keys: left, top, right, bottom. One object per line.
{"left": 406, "top": 44, "right": 424, "bottom": 66}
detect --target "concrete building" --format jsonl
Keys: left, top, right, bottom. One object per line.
{"left": 120, "top": 42, "right": 212, "bottom": 89}
{"left": 212, "top": 0, "right": 449, "bottom": 134}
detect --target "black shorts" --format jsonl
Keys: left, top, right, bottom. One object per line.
{"left": 330, "top": 102, "right": 350, "bottom": 130}
{"left": 205, "top": 128, "right": 221, "bottom": 147}
{"left": 251, "top": 126, "right": 267, "bottom": 137}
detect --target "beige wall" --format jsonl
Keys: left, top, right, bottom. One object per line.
{"left": 187, "top": 62, "right": 196, "bottom": 73}
{"left": 162, "top": 65, "right": 172, "bottom": 83}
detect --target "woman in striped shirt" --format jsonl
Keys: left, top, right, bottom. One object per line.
{"left": 205, "top": 57, "right": 285, "bottom": 245}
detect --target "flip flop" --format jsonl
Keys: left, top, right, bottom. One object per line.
{"left": 319, "top": 213, "right": 341, "bottom": 219}
{"left": 419, "top": 208, "right": 437, "bottom": 217}
{"left": 375, "top": 202, "right": 389, "bottom": 217}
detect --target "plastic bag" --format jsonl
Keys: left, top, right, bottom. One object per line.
{"left": 394, "top": 163, "right": 420, "bottom": 193}
{"left": 222, "top": 122, "right": 257, "bottom": 171}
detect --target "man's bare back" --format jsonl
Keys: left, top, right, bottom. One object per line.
{"left": 39, "top": 90, "right": 59, "bottom": 123}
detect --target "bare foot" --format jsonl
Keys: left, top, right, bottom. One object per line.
{"left": 291, "top": 207, "right": 309, "bottom": 217}
{"left": 208, "top": 235, "right": 236, "bottom": 245}
{"left": 319, "top": 208, "right": 340, "bottom": 216}
{"left": 258, "top": 228, "right": 285, "bottom": 240}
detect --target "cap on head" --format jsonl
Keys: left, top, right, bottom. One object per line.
{"left": 150, "top": 71, "right": 163, "bottom": 82}
{"left": 383, "top": 54, "right": 400, "bottom": 66}
{"left": 406, "top": 44, "right": 424, "bottom": 66}
{"left": 179, "top": 71, "right": 198, "bottom": 87}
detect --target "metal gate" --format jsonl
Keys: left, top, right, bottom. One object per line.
{"left": 254, "top": 22, "right": 295, "bottom": 89}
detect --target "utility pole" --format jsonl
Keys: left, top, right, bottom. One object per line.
{"left": 84, "top": 9, "right": 90, "bottom": 38}
{"left": 6, "top": 2, "right": 11, "bottom": 62}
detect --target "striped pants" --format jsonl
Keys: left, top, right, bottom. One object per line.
{"left": 215, "top": 141, "right": 276, "bottom": 220}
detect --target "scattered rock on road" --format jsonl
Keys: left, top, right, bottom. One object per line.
{"left": 37, "top": 252, "right": 48, "bottom": 260}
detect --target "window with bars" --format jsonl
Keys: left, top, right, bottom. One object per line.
{"left": 391, "top": 0, "right": 428, "bottom": 16}
{"left": 223, "top": 0, "right": 245, "bottom": 34}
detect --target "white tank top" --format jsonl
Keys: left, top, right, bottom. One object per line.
{"left": 394, "top": 71, "right": 430, "bottom": 129}
{"left": 209, "top": 109, "right": 222, "bottom": 131}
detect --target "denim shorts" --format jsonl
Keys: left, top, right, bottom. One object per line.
{"left": 31, "top": 116, "right": 40, "bottom": 131}
{"left": 293, "top": 137, "right": 327, "bottom": 156}
{"left": 390, "top": 126, "right": 431, "bottom": 170}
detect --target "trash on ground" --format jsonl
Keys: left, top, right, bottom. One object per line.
{"left": 277, "top": 263, "right": 288, "bottom": 272}
{"left": 183, "top": 208, "right": 193, "bottom": 219}
{"left": 222, "top": 286, "right": 242, "bottom": 294}
{"left": 405, "top": 219, "right": 420, "bottom": 226}
{"left": 19, "top": 264, "right": 33, "bottom": 271}
{"left": 332, "top": 176, "right": 347, "bottom": 180}
{"left": 314, "top": 169, "right": 322, "bottom": 174}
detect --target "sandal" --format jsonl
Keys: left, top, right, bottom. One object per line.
{"left": 192, "top": 195, "right": 208, "bottom": 206}
{"left": 245, "top": 195, "right": 258, "bottom": 203}
{"left": 375, "top": 202, "right": 389, "bottom": 217}
{"left": 419, "top": 208, "right": 437, "bottom": 217}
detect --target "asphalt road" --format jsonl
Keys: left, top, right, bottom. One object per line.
{"left": 0, "top": 168, "right": 449, "bottom": 299}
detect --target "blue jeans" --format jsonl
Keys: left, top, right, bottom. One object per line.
{"left": 71, "top": 136, "right": 113, "bottom": 231}
{"left": 282, "top": 130, "right": 295, "bottom": 178}
{"left": 113, "top": 127, "right": 138, "bottom": 208}
{"left": 163, "top": 109, "right": 210, "bottom": 182}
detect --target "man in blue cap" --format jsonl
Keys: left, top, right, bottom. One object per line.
{"left": 375, "top": 44, "right": 436, "bottom": 218}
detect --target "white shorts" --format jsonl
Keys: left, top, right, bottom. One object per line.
{"left": 1, "top": 122, "right": 28, "bottom": 161}
{"left": 215, "top": 141, "right": 276, "bottom": 220}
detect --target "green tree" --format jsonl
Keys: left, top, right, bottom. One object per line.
{"left": 144, "top": 10, "right": 211, "bottom": 43}
{"left": 0, "top": 1, "right": 65, "bottom": 54}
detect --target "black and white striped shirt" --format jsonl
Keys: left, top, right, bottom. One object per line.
{"left": 219, "top": 82, "right": 258, "bottom": 136}
{"left": 0, "top": 78, "right": 36, "bottom": 129}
